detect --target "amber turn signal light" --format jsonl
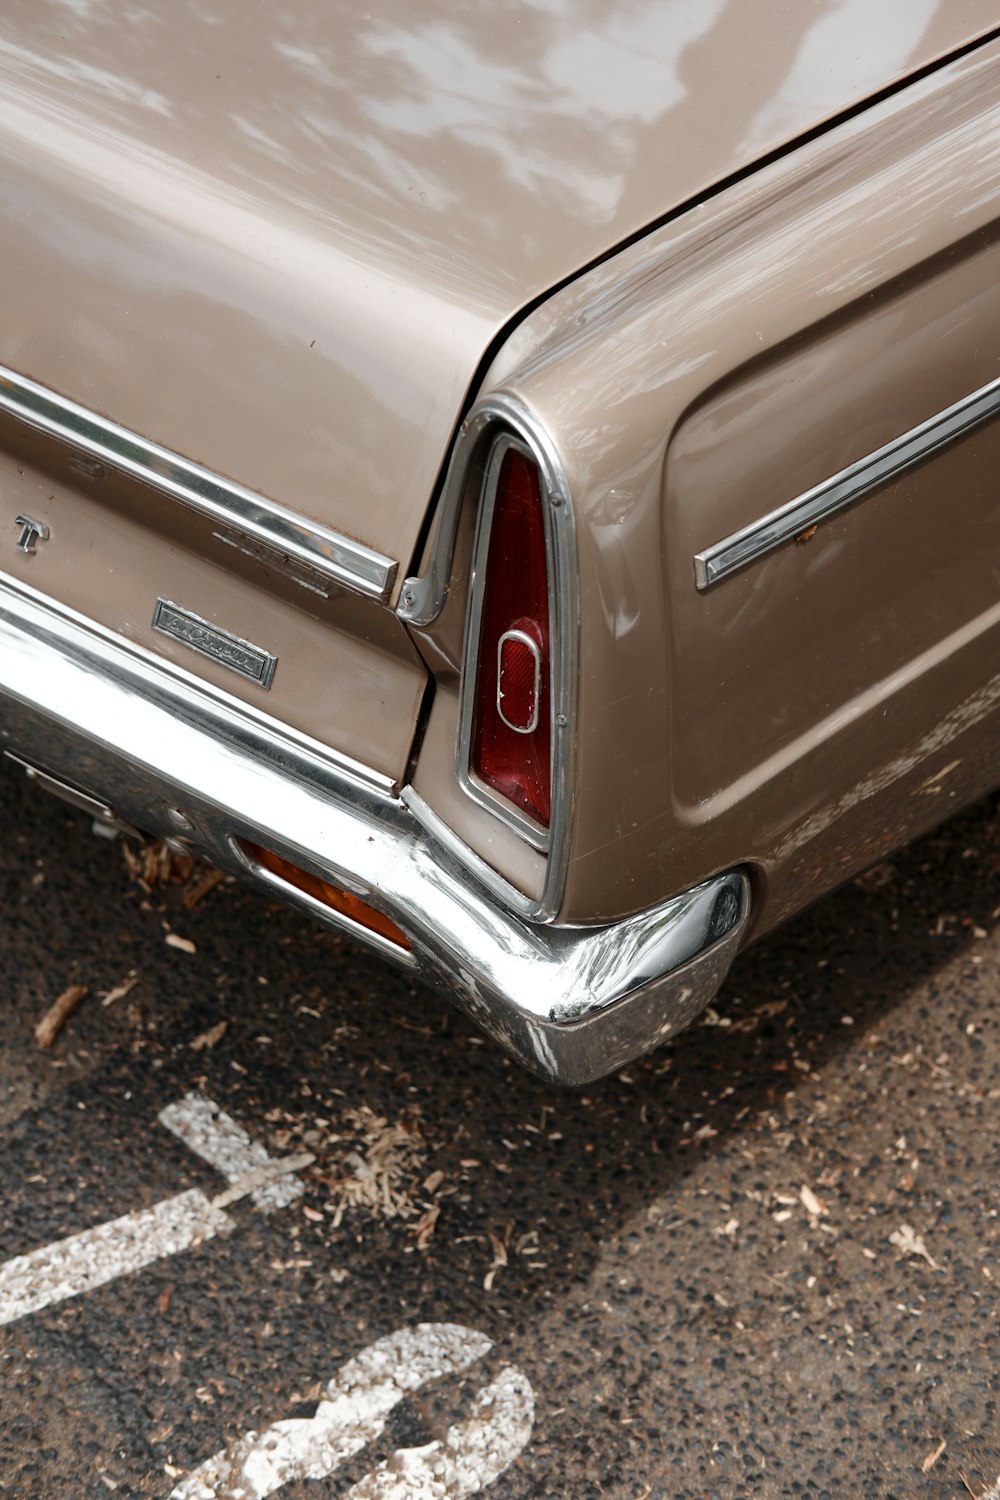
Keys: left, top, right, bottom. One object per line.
{"left": 240, "top": 840, "right": 410, "bottom": 950}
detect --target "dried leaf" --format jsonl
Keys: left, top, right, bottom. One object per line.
{"left": 35, "top": 985, "right": 88, "bottom": 1048}
{"left": 189, "top": 1020, "right": 229, "bottom": 1051}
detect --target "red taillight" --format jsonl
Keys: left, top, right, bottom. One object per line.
{"left": 470, "top": 445, "right": 551, "bottom": 827}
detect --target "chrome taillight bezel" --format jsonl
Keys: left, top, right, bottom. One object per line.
{"left": 457, "top": 431, "right": 554, "bottom": 849}
{"left": 399, "top": 394, "right": 577, "bottom": 924}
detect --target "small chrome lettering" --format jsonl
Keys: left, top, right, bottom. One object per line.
{"left": 14, "top": 515, "right": 49, "bottom": 555}
{"left": 151, "top": 599, "right": 277, "bottom": 688}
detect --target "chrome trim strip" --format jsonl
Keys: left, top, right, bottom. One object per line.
{"left": 4, "top": 750, "right": 139, "bottom": 837}
{"left": 694, "top": 372, "right": 1000, "bottom": 589}
{"left": 230, "top": 839, "right": 419, "bottom": 968}
{"left": 400, "top": 785, "right": 538, "bottom": 921}
{"left": 0, "top": 364, "right": 397, "bottom": 602}
{"left": 496, "top": 629, "right": 541, "bottom": 734}
{"left": 0, "top": 567, "right": 747, "bottom": 1081}
{"left": 398, "top": 393, "right": 531, "bottom": 629}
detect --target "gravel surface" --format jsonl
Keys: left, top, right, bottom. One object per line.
{"left": 1, "top": 754, "right": 998, "bottom": 1499}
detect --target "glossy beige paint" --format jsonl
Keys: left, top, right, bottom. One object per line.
{"left": 0, "top": 0, "right": 995, "bottom": 585}
{"left": 418, "top": 38, "right": 1000, "bottom": 929}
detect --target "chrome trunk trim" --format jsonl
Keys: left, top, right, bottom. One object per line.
{"left": 0, "top": 364, "right": 397, "bottom": 601}
{"left": 694, "top": 370, "right": 1000, "bottom": 589}
{"left": 398, "top": 392, "right": 549, "bottom": 629}
{"left": 0, "top": 572, "right": 747, "bottom": 1084}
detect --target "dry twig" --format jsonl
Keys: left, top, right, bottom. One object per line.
{"left": 921, "top": 1439, "right": 946, "bottom": 1474}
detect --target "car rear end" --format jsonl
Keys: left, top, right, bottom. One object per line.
{"left": 2, "top": 6, "right": 999, "bottom": 1080}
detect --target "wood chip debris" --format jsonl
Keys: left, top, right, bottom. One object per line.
{"left": 921, "top": 1439, "right": 947, "bottom": 1474}
{"left": 889, "top": 1223, "right": 942, "bottom": 1271}
{"left": 123, "top": 838, "right": 194, "bottom": 891}
{"left": 189, "top": 1020, "right": 229, "bottom": 1051}
{"left": 484, "top": 1226, "right": 511, "bottom": 1291}
{"left": 101, "top": 971, "right": 139, "bottom": 1008}
{"left": 180, "top": 867, "right": 225, "bottom": 911}
{"left": 412, "top": 1203, "right": 440, "bottom": 1251}
{"left": 123, "top": 838, "right": 228, "bottom": 911}
{"left": 165, "top": 932, "right": 197, "bottom": 954}
{"left": 310, "top": 1106, "right": 429, "bottom": 1226}
{"left": 35, "top": 984, "right": 89, "bottom": 1048}
{"left": 799, "top": 1184, "right": 827, "bottom": 1218}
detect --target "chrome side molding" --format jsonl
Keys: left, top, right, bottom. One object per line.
{"left": 695, "top": 371, "right": 1000, "bottom": 589}
{"left": 0, "top": 365, "right": 397, "bottom": 602}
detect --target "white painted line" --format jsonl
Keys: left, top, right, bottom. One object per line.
{"left": 0, "top": 1189, "right": 231, "bottom": 1327}
{"left": 170, "top": 1323, "right": 503, "bottom": 1500}
{"left": 158, "top": 1092, "right": 304, "bottom": 1212}
{"left": 345, "top": 1365, "right": 535, "bottom": 1499}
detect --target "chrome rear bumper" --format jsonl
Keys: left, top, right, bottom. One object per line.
{"left": 0, "top": 574, "right": 749, "bottom": 1084}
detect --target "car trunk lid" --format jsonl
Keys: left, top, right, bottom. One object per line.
{"left": 0, "top": 4, "right": 996, "bottom": 781}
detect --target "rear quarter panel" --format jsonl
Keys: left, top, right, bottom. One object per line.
{"left": 476, "top": 40, "right": 1000, "bottom": 931}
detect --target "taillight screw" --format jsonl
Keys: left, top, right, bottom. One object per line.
{"left": 555, "top": 714, "right": 568, "bottom": 728}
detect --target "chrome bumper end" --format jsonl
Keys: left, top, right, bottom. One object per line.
{"left": 0, "top": 576, "right": 749, "bottom": 1084}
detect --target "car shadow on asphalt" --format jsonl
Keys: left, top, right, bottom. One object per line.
{"left": 5, "top": 751, "right": 996, "bottom": 1292}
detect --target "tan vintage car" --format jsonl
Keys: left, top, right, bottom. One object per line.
{"left": 2, "top": 5, "right": 999, "bottom": 1083}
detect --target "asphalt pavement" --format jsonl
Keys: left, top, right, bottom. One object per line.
{"left": 1, "top": 753, "right": 998, "bottom": 1499}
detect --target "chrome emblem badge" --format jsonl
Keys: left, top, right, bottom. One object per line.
{"left": 151, "top": 598, "right": 278, "bottom": 689}
{"left": 14, "top": 515, "right": 49, "bottom": 554}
